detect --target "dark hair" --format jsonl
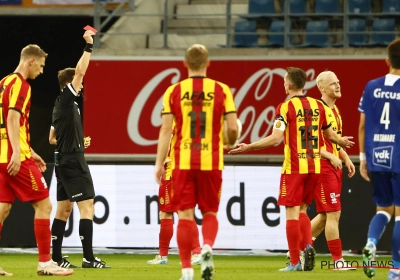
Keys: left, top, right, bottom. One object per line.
{"left": 388, "top": 39, "right": 400, "bottom": 69}
{"left": 57, "top": 68, "right": 75, "bottom": 90}
{"left": 286, "top": 67, "right": 307, "bottom": 90}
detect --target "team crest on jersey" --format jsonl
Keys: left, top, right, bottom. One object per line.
{"left": 372, "top": 146, "right": 393, "bottom": 169}
{"left": 275, "top": 122, "right": 281, "bottom": 128}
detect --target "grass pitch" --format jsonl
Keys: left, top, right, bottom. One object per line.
{"left": 0, "top": 253, "right": 392, "bottom": 279}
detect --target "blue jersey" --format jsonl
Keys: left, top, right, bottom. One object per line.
{"left": 358, "top": 74, "right": 400, "bottom": 172}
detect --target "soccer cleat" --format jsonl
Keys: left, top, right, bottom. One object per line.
{"left": 303, "top": 244, "right": 316, "bottom": 271}
{"left": 387, "top": 269, "right": 400, "bottom": 280}
{"left": 147, "top": 255, "right": 169, "bottom": 265}
{"left": 82, "top": 257, "right": 111, "bottom": 268}
{"left": 191, "top": 254, "right": 202, "bottom": 265}
{"left": 179, "top": 268, "right": 194, "bottom": 280}
{"left": 37, "top": 262, "right": 74, "bottom": 276}
{"left": 53, "top": 255, "right": 79, "bottom": 268}
{"left": 362, "top": 242, "right": 376, "bottom": 278}
{"left": 333, "top": 258, "right": 356, "bottom": 270}
{"left": 286, "top": 250, "right": 304, "bottom": 270}
{"left": 201, "top": 244, "right": 214, "bottom": 280}
{"left": 279, "top": 261, "right": 302, "bottom": 272}
{"left": 179, "top": 276, "right": 194, "bottom": 280}
{"left": 0, "top": 267, "right": 13, "bottom": 277}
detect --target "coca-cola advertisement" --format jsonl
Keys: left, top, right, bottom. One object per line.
{"left": 84, "top": 57, "right": 388, "bottom": 155}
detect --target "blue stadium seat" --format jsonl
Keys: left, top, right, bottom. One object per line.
{"left": 348, "top": 19, "right": 367, "bottom": 46}
{"left": 241, "top": 0, "right": 276, "bottom": 19}
{"left": 382, "top": 0, "right": 400, "bottom": 13}
{"left": 232, "top": 20, "right": 259, "bottom": 47}
{"left": 370, "top": 18, "right": 396, "bottom": 46}
{"left": 266, "top": 20, "right": 292, "bottom": 47}
{"left": 302, "top": 20, "right": 330, "bottom": 47}
{"left": 289, "top": 0, "right": 307, "bottom": 14}
{"left": 349, "top": 0, "right": 371, "bottom": 14}
{"left": 315, "top": 0, "right": 339, "bottom": 14}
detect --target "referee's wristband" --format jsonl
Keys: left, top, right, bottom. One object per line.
{"left": 359, "top": 152, "right": 366, "bottom": 161}
{"left": 84, "top": 43, "right": 93, "bottom": 53}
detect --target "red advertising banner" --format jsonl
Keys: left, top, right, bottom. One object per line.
{"left": 84, "top": 58, "right": 387, "bottom": 155}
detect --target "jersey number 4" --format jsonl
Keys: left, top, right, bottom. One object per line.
{"left": 380, "top": 102, "right": 390, "bottom": 130}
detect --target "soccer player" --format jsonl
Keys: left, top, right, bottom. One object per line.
{"left": 155, "top": 44, "right": 238, "bottom": 280}
{"left": 148, "top": 125, "right": 202, "bottom": 266}
{"left": 229, "top": 67, "right": 354, "bottom": 272}
{"left": 358, "top": 38, "right": 400, "bottom": 280}
{"left": 0, "top": 267, "right": 12, "bottom": 276}
{"left": 310, "top": 70, "right": 356, "bottom": 270}
{"left": 50, "top": 30, "right": 110, "bottom": 269}
{"left": 0, "top": 44, "right": 73, "bottom": 276}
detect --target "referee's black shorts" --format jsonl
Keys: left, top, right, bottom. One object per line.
{"left": 57, "top": 152, "right": 95, "bottom": 202}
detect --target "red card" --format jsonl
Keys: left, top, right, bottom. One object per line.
{"left": 83, "top": 25, "right": 98, "bottom": 34}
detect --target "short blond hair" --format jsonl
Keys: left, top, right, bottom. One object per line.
{"left": 316, "top": 70, "right": 335, "bottom": 87}
{"left": 21, "top": 44, "right": 48, "bottom": 60}
{"left": 185, "top": 44, "right": 208, "bottom": 71}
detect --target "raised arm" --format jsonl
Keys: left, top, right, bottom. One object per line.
{"left": 71, "top": 30, "right": 95, "bottom": 92}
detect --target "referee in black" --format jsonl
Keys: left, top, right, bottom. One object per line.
{"left": 49, "top": 29, "right": 110, "bottom": 269}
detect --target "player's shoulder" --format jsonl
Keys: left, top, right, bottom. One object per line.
{"left": 365, "top": 75, "right": 386, "bottom": 88}
{"left": 211, "top": 79, "right": 231, "bottom": 92}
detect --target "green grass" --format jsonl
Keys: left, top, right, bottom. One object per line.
{"left": 0, "top": 253, "right": 393, "bottom": 279}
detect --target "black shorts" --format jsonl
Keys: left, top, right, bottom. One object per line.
{"left": 57, "top": 153, "right": 95, "bottom": 202}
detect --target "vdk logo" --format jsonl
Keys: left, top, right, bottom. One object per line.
{"left": 373, "top": 146, "right": 393, "bottom": 169}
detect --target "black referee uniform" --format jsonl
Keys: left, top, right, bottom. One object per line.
{"left": 52, "top": 83, "right": 94, "bottom": 202}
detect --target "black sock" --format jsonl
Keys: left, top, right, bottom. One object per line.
{"left": 51, "top": 218, "right": 67, "bottom": 262}
{"left": 79, "top": 219, "right": 94, "bottom": 261}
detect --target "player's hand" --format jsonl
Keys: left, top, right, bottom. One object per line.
{"left": 344, "top": 159, "right": 355, "bottom": 178}
{"left": 83, "top": 30, "right": 95, "bottom": 44}
{"left": 32, "top": 152, "right": 47, "bottom": 172}
{"left": 84, "top": 136, "right": 91, "bottom": 148}
{"left": 7, "top": 153, "right": 21, "bottom": 176}
{"left": 360, "top": 160, "right": 370, "bottom": 182}
{"left": 228, "top": 143, "right": 249, "bottom": 155}
{"left": 338, "top": 136, "right": 355, "bottom": 149}
{"left": 329, "top": 156, "right": 342, "bottom": 170}
{"left": 154, "top": 164, "right": 166, "bottom": 185}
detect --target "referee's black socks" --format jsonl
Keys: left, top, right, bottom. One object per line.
{"left": 80, "top": 219, "right": 95, "bottom": 261}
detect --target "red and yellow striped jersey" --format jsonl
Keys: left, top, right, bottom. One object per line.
{"left": 319, "top": 100, "right": 342, "bottom": 159}
{"left": 164, "top": 122, "right": 177, "bottom": 180}
{"left": 162, "top": 76, "right": 236, "bottom": 171}
{"left": 0, "top": 73, "right": 32, "bottom": 163}
{"left": 276, "top": 96, "right": 330, "bottom": 174}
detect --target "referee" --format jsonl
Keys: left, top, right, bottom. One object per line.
{"left": 50, "top": 29, "right": 110, "bottom": 269}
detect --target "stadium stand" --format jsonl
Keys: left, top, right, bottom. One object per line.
{"left": 232, "top": 20, "right": 259, "bottom": 47}
{"left": 348, "top": 18, "right": 368, "bottom": 46}
{"left": 369, "top": 18, "right": 396, "bottom": 46}
{"left": 349, "top": 0, "right": 372, "bottom": 14}
{"left": 382, "top": 0, "right": 400, "bottom": 13}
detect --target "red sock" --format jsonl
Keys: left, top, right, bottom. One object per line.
{"left": 191, "top": 220, "right": 201, "bottom": 254}
{"left": 177, "top": 219, "right": 192, "bottom": 268}
{"left": 286, "top": 219, "right": 300, "bottom": 265}
{"left": 202, "top": 214, "right": 218, "bottom": 247}
{"left": 299, "top": 213, "right": 312, "bottom": 250}
{"left": 327, "top": 238, "right": 343, "bottom": 261}
{"left": 34, "top": 219, "right": 51, "bottom": 262}
{"left": 159, "top": 219, "right": 173, "bottom": 256}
